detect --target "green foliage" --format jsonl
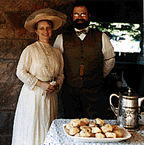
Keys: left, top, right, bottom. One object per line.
{"left": 89, "top": 22, "right": 141, "bottom": 41}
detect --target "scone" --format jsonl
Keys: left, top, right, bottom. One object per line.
{"left": 70, "top": 119, "right": 80, "bottom": 127}
{"left": 105, "top": 132, "right": 116, "bottom": 138}
{"left": 79, "top": 120, "right": 87, "bottom": 126}
{"left": 89, "top": 121, "right": 97, "bottom": 127}
{"left": 80, "top": 118, "right": 90, "bottom": 125}
{"left": 80, "top": 126, "right": 92, "bottom": 133}
{"left": 66, "top": 123, "right": 73, "bottom": 130}
{"left": 111, "top": 125, "right": 119, "bottom": 130}
{"left": 80, "top": 130, "right": 91, "bottom": 137}
{"left": 91, "top": 126, "right": 102, "bottom": 133}
{"left": 101, "top": 124, "right": 113, "bottom": 133}
{"left": 74, "top": 133, "right": 80, "bottom": 137}
{"left": 113, "top": 130, "right": 123, "bottom": 138}
{"left": 69, "top": 127, "right": 80, "bottom": 135}
{"left": 95, "top": 133, "right": 105, "bottom": 138}
{"left": 95, "top": 118, "right": 105, "bottom": 127}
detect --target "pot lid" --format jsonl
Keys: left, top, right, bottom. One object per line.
{"left": 121, "top": 88, "right": 139, "bottom": 98}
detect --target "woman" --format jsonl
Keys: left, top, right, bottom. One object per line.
{"left": 12, "top": 8, "right": 65, "bottom": 145}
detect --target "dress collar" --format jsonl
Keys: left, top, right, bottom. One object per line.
{"left": 37, "top": 41, "right": 52, "bottom": 55}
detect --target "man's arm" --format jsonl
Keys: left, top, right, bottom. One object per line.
{"left": 102, "top": 33, "right": 115, "bottom": 78}
{"left": 103, "top": 57, "right": 115, "bottom": 77}
{"left": 53, "top": 34, "right": 64, "bottom": 53}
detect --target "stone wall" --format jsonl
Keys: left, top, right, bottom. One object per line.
{"left": 0, "top": 0, "right": 75, "bottom": 144}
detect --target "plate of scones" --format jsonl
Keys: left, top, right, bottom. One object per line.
{"left": 63, "top": 118, "right": 131, "bottom": 142}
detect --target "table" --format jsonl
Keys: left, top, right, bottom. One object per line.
{"left": 44, "top": 119, "right": 144, "bottom": 145}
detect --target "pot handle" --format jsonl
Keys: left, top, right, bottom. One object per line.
{"left": 138, "top": 97, "right": 144, "bottom": 109}
{"left": 109, "top": 94, "right": 119, "bottom": 116}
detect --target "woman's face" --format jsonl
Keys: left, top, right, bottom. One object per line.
{"left": 35, "top": 21, "right": 52, "bottom": 42}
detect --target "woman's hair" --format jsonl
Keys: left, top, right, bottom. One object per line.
{"left": 34, "top": 20, "right": 53, "bottom": 30}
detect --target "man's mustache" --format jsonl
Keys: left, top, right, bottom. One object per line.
{"left": 75, "top": 19, "right": 86, "bottom": 23}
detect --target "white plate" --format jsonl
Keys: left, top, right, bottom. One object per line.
{"left": 63, "top": 124, "right": 131, "bottom": 142}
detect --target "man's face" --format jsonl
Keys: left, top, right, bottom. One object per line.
{"left": 72, "top": 6, "right": 90, "bottom": 29}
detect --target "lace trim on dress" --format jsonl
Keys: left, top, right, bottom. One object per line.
{"left": 36, "top": 41, "right": 57, "bottom": 81}
{"left": 27, "top": 76, "right": 38, "bottom": 90}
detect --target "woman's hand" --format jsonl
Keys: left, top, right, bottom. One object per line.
{"left": 36, "top": 80, "right": 58, "bottom": 93}
{"left": 47, "top": 83, "right": 59, "bottom": 93}
{"left": 54, "top": 83, "right": 59, "bottom": 90}
{"left": 46, "top": 84, "right": 55, "bottom": 93}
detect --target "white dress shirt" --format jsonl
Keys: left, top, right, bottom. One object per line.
{"left": 53, "top": 27, "right": 115, "bottom": 77}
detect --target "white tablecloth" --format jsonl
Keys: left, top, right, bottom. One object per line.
{"left": 44, "top": 119, "right": 144, "bottom": 145}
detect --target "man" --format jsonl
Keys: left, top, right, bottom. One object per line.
{"left": 54, "top": 2, "right": 115, "bottom": 119}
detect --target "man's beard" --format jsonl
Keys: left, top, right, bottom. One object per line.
{"left": 72, "top": 19, "right": 89, "bottom": 29}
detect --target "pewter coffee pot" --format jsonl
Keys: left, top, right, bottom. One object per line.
{"left": 109, "top": 88, "right": 144, "bottom": 131}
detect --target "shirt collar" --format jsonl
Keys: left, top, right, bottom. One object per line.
{"left": 74, "top": 26, "right": 89, "bottom": 33}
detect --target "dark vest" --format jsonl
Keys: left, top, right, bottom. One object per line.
{"left": 63, "top": 28, "right": 104, "bottom": 88}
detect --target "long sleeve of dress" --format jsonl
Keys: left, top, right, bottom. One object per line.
{"left": 16, "top": 46, "right": 38, "bottom": 90}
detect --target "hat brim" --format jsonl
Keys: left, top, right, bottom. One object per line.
{"left": 24, "top": 13, "right": 62, "bottom": 32}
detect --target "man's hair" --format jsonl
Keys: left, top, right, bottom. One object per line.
{"left": 72, "top": 1, "right": 90, "bottom": 15}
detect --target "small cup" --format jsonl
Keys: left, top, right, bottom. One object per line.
{"left": 139, "top": 112, "right": 144, "bottom": 125}
{"left": 50, "top": 81, "right": 56, "bottom": 86}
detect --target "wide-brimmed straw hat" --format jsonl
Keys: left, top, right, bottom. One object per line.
{"left": 24, "top": 8, "right": 67, "bottom": 32}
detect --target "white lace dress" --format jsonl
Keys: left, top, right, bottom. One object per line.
{"left": 12, "top": 41, "right": 64, "bottom": 145}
